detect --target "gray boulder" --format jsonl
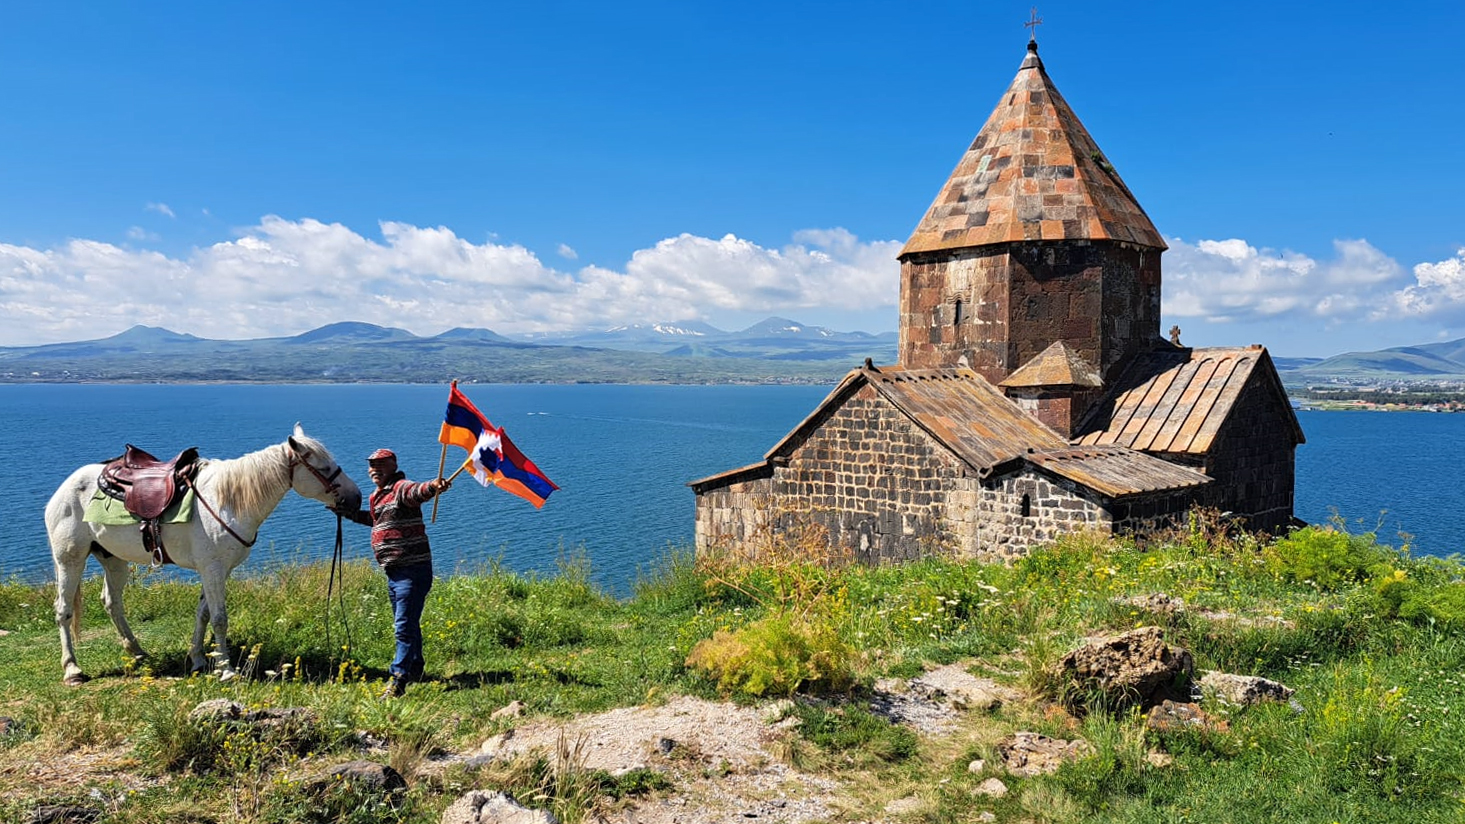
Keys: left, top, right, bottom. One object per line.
{"left": 1145, "top": 700, "right": 1229, "bottom": 734}
{"left": 1200, "top": 671, "right": 1295, "bottom": 706}
{"left": 1053, "top": 626, "right": 1193, "bottom": 710}
{"left": 441, "top": 791, "right": 557, "bottom": 824}
{"left": 997, "top": 731, "right": 1092, "bottom": 777}
{"left": 1113, "top": 593, "right": 1187, "bottom": 618}
{"left": 26, "top": 806, "right": 100, "bottom": 824}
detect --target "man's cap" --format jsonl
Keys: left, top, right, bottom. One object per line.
{"left": 366, "top": 448, "right": 397, "bottom": 463}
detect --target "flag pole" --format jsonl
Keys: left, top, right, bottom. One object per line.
{"left": 430, "top": 443, "right": 448, "bottom": 523}
{"left": 431, "top": 380, "right": 454, "bottom": 523}
{"left": 444, "top": 462, "right": 470, "bottom": 484}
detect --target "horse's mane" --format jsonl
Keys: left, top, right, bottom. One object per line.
{"left": 200, "top": 432, "right": 341, "bottom": 516}
{"left": 203, "top": 442, "right": 291, "bottom": 516}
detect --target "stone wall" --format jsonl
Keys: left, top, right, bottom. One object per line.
{"left": 1198, "top": 373, "right": 1298, "bottom": 531}
{"left": 899, "top": 246, "right": 1009, "bottom": 377}
{"left": 967, "top": 469, "right": 1109, "bottom": 561}
{"left": 695, "top": 385, "right": 970, "bottom": 563}
{"left": 772, "top": 385, "right": 967, "bottom": 563}
{"left": 693, "top": 384, "right": 1200, "bottom": 564}
{"left": 692, "top": 465, "right": 774, "bottom": 554}
{"left": 898, "top": 240, "right": 1161, "bottom": 387}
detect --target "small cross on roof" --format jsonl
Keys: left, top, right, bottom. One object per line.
{"left": 1025, "top": 7, "right": 1043, "bottom": 42}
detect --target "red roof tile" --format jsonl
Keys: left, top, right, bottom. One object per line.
{"left": 1020, "top": 446, "right": 1211, "bottom": 498}
{"left": 1074, "top": 346, "right": 1305, "bottom": 453}
{"left": 901, "top": 42, "right": 1166, "bottom": 258}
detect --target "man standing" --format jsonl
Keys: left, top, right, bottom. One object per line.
{"left": 336, "top": 448, "right": 450, "bottom": 697}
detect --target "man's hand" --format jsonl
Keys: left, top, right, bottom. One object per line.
{"left": 431, "top": 478, "right": 452, "bottom": 495}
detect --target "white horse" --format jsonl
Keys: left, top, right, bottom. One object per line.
{"left": 44, "top": 424, "right": 362, "bottom": 685}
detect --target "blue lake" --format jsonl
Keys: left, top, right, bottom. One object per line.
{"left": 1, "top": 384, "right": 1459, "bottom": 594}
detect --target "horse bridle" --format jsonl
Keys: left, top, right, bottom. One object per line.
{"left": 287, "top": 440, "right": 347, "bottom": 506}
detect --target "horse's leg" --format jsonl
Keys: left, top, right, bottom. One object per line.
{"left": 52, "top": 551, "right": 87, "bottom": 685}
{"left": 189, "top": 590, "right": 210, "bottom": 674}
{"left": 198, "top": 569, "right": 238, "bottom": 680}
{"left": 95, "top": 552, "right": 145, "bottom": 659}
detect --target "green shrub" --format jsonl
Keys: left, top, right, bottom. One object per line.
{"left": 1308, "top": 666, "right": 1440, "bottom": 801}
{"left": 1371, "top": 567, "right": 1465, "bottom": 629}
{"left": 684, "top": 613, "right": 856, "bottom": 697}
{"left": 1265, "top": 527, "right": 1391, "bottom": 591}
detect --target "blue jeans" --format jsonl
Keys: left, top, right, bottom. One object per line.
{"left": 385, "top": 561, "right": 433, "bottom": 681}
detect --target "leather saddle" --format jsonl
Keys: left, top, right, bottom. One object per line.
{"left": 98, "top": 444, "right": 201, "bottom": 564}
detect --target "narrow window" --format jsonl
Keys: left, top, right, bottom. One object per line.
{"left": 954, "top": 298, "right": 965, "bottom": 325}
{"left": 1020, "top": 493, "right": 1031, "bottom": 517}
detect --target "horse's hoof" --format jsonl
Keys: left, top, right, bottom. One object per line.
{"left": 63, "top": 673, "right": 90, "bottom": 687}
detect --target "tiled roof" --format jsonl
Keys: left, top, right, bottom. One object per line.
{"left": 1018, "top": 446, "right": 1211, "bottom": 498}
{"left": 695, "top": 363, "right": 1219, "bottom": 498}
{"left": 901, "top": 42, "right": 1166, "bottom": 258}
{"left": 1074, "top": 346, "right": 1305, "bottom": 453}
{"left": 766, "top": 365, "right": 1069, "bottom": 475}
{"left": 999, "top": 341, "right": 1102, "bottom": 388}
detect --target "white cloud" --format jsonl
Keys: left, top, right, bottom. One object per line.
{"left": 9, "top": 218, "right": 1459, "bottom": 352}
{"left": 145, "top": 202, "right": 175, "bottom": 218}
{"left": 1164, "top": 236, "right": 1407, "bottom": 324}
{"left": 0, "top": 217, "right": 900, "bottom": 344}
{"left": 1160, "top": 237, "right": 1465, "bottom": 354}
{"left": 556, "top": 243, "right": 578, "bottom": 260}
{"left": 1386, "top": 249, "right": 1465, "bottom": 320}
{"left": 126, "top": 226, "right": 160, "bottom": 242}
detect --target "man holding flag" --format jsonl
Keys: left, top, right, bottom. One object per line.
{"left": 334, "top": 448, "right": 451, "bottom": 698}
{"left": 336, "top": 382, "right": 555, "bottom": 698}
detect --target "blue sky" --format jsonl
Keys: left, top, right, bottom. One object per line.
{"left": 2, "top": 1, "right": 1462, "bottom": 358}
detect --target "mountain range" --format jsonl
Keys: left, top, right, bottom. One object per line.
{"left": 0, "top": 319, "right": 898, "bottom": 384}
{"left": 5, "top": 320, "right": 1465, "bottom": 386}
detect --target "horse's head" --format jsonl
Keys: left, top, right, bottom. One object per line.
{"left": 285, "top": 423, "right": 363, "bottom": 511}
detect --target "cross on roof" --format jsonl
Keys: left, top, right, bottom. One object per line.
{"left": 1024, "top": 7, "right": 1043, "bottom": 42}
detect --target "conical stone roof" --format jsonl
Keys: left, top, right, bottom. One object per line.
{"left": 901, "top": 41, "right": 1166, "bottom": 258}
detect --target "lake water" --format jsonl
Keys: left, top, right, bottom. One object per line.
{"left": 1, "top": 385, "right": 1459, "bottom": 594}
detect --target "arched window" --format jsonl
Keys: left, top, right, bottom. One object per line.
{"left": 954, "top": 298, "right": 965, "bottom": 325}
{"left": 1020, "top": 493, "right": 1032, "bottom": 518}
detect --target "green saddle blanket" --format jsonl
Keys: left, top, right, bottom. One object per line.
{"left": 83, "top": 487, "right": 195, "bottom": 526}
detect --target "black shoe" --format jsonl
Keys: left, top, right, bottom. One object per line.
{"left": 381, "top": 676, "right": 405, "bottom": 699}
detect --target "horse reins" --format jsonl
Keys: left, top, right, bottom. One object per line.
{"left": 285, "top": 441, "right": 357, "bottom": 665}
{"left": 324, "top": 510, "right": 353, "bottom": 667}
{"left": 181, "top": 475, "right": 258, "bottom": 549}
{"left": 287, "top": 442, "right": 356, "bottom": 668}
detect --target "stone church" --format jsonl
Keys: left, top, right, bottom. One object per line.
{"left": 691, "top": 39, "right": 1304, "bottom": 563}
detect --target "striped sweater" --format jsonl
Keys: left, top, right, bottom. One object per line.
{"left": 343, "top": 473, "right": 440, "bottom": 569}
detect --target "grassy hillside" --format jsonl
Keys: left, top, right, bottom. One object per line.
{"left": 2, "top": 521, "right": 1463, "bottom": 822}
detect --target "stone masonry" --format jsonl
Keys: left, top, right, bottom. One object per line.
{"left": 900, "top": 241, "right": 1161, "bottom": 393}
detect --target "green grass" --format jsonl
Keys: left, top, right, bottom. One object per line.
{"left": 2, "top": 523, "right": 1464, "bottom": 823}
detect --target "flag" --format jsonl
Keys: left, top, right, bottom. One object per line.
{"left": 465, "top": 424, "right": 559, "bottom": 508}
{"left": 438, "top": 382, "right": 559, "bottom": 508}
{"left": 439, "top": 382, "right": 493, "bottom": 452}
